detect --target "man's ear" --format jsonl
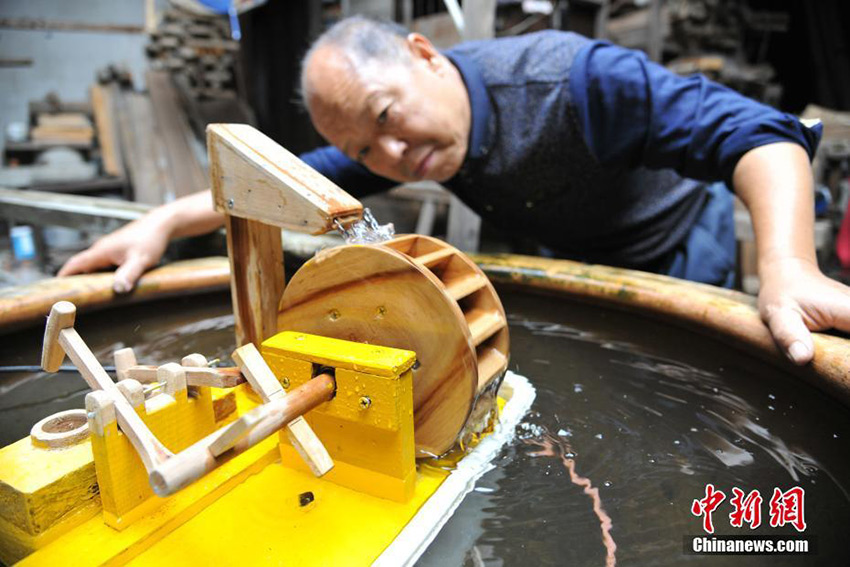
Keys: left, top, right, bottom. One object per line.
{"left": 405, "top": 33, "right": 441, "bottom": 69}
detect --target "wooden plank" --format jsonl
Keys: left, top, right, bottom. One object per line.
{"left": 146, "top": 70, "right": 208, "bottom": 200}
{"left": 414, "top": 248, "right": 454, "bottom": 268}
{"left": 91, "top": 84, "right": 125, "bottom": 177}
{"left": 207, "top": 124, "right": 363, "bottom": 233}
{"left": 445, "top": 273, "right": 487, "bottom": 301}
{"left": 115, "top": 90, "right": 173, "bottom": 204}
{"left": 37, "top": 113, "right": 90, "bottom": 128}
{"left": 225, "top": 215, "right": 284, "bottom": 347}
{"left": 0, "top": 187, "right": 149, "bottom": 231}
{"left": 465, "top": 308, "right": 505, "bottom": 347}
{"left": 28, "top": 177, "right": 127, "bottom": 194}
{"left": 30, "top": 125, "right": 93, "bottom": 144}
{"left": 124, "top": 366, "right": 245, "bottom": 388}
{"left": 476, "top": 346, "right": 507, "bottom": 390}
{"left": 4, "top": 139, "right": 92, "bottom": 152}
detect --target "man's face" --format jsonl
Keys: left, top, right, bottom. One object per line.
{"left": 304, "top": 36, "right": 471, "bottom": 183}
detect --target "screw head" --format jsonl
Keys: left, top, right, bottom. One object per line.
{"left": 299, "top": 491, "right": 314, "bottom": 507}
{"left": 359, "top": 396, "right": 371, "bottom": 410}
{"left": 281, "top": 377, "right": 290, "bottom": 389}
{"left": 227, "top": 198, "right": 234, "bottom": 209}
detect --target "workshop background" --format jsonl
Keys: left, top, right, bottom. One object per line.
{"left": 1, "top": 0, "right": 849, "bottom": 294}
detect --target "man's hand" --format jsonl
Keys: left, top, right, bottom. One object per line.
{"left": 57, "top": 190, "right": 223, "bottom": 293}
{"left": 734, "top": 142, "right": 850, "bottom": 365}
{"left": 758, "top": 257, "right": 850, "bottom": 365}
{"left": 58, "top": 215, "right": 171, "bottom": 293}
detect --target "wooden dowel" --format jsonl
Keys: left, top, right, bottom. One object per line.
{"left": 125, "top": 365, "right": 245, "bottom": 387}
{"left": 232, "top": 343, "right": 333, "bottom": 476}
{"left": 148, "top": 373, "right": 335, "bottom": 496}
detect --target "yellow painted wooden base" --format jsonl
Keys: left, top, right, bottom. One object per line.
{"left": 0, "top": 388, "right": 241, "bottom": 564}
{"left": 17, "top": 438, "right": 279, "bottom": 567}
{"left": 126, "top": 460, "right": 449, "bottom": 566}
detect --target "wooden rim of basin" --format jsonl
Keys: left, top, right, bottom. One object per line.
{"left": 0, "top": 258, "right": 230, "bottom": 333}
{"left": 277, "top": 235, "right": 509, "bottom": 457}
{"left": 4, "top": 252, "right": 850, "bottom": 409}
{"left": 471, "top": 253, "right": 850, "bottom": 407}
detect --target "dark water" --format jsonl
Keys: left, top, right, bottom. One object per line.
{"left": 1, "top": 290, "right": 849, "bottom": 566}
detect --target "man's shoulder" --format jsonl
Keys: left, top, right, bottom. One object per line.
{"left": 447, "top": 30, "right": 593, "bottom": 85}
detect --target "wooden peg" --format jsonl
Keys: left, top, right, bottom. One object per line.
{"left": 85, "top": 390, "right": 116, "bottom": 436}
{"left": 232, "top": 343, "right": 334, "bottom": 476}
{"left": 157, "top": 363, "right": 187, "bottom": 397}
{"left": 114, "top": 347, "right": 138, "bottom": 381}
{"left": 42, "top": 301, "right": 75, "bottom": 372}
{"left": 181, "top": 353, "right": 208, "bottom": 367}
{"left": 116, "top": 379, "right": 145, "bottom": 408}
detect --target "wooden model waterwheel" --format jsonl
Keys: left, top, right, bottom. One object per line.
{"left": 278, "top": 234, "right": 510, "bottom": 457}
{"left": 207, "top": 124, "right": 510, "bottom": 458}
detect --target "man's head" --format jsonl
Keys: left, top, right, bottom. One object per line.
{"left": 301, "top": 16, "right": 471, "bottom": 183}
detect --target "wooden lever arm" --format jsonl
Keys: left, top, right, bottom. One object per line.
{"left": 149, "top": 373, "right": 335, "bottom": 496}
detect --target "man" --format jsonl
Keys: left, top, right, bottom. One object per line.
{"left": 60, "top": 16, "right": 850, "bottom": 366}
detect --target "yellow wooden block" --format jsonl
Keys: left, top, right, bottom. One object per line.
{"left": 262, "top": 332, "right": 417, "bottom": 502}
{"left": 0, "top": 438, "right": 99, "bottom": 565}
{"left": 17, "top": 439, "right": 280, "bottom": 567}
{"left": 263, "top": 331, "right": 417, "bottom": 377}
{"left": 90, "top": 386, "right": 216, "bottom": 529}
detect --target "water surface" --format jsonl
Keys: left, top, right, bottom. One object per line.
{"left": 1, "top": 290, "right": 848, "bottom": 566}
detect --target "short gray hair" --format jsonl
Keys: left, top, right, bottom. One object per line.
{"left": 300, "top": 16, "right": 411, "bottom": 99}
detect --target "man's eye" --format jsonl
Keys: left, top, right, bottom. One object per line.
{"left": 378, "top": 106, "right": 390, "bottom": 125}
{"left": 356, "top": 146, "right": 370, "bottom": 162}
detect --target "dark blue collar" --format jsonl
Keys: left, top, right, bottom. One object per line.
{"left": 444, "top": 50, "right": 493, "bottom": 163}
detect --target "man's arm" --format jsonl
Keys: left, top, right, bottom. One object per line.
{"left": 734, "top": 142, "right": 850, "bottom": 364}
{"left": 58, "top": 191, "right": 223, "bottom": 292}
{"left": 58, "top": 145, "right": 394, "bottom": 291}
{"left": 570, "top": 41, "right": 849, "bottom": 364}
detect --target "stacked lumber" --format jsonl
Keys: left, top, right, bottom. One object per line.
{"left": 146, "top": 9, "right": 239, "bottom": 101}
{"left": 30, "top": 113, "right": 94, "bottom": 145}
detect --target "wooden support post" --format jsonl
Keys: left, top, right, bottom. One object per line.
{"left": 225, "top": 215, "right": 284, "bottom": 347}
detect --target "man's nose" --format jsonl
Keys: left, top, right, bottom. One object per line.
{"left": 377, "top": 135, "right": 407, "bottom": 162}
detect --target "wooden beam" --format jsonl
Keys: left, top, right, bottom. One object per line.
{"left": 207, "top": 123, "right": 363, "bottom": 347}
{"left": 0, "top": 187, "right": 148, "bottom": 232}
{"left": 207, "top": 124, "right": 362, "bottom": 234}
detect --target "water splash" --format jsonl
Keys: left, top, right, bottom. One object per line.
{"left": 335, "top": 208, "right": 395, "bottom": 244}
{"left": 526, "top": 431, "right": 617, "bottom": 567}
